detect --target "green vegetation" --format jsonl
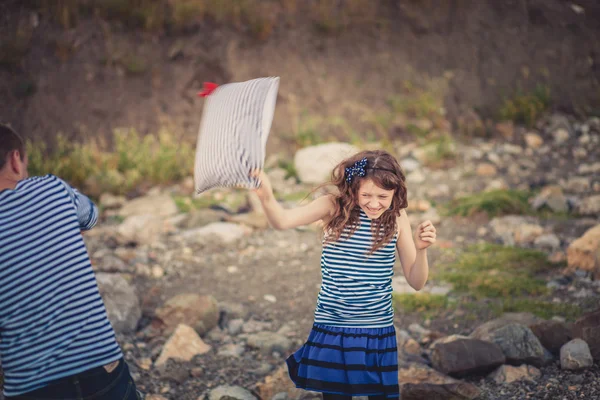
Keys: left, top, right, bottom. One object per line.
{"left": 27, "top": 128, "right": 194, "bottom": 197}
{"left": 393, "top": 293, "right": 451, "bottom": 318}
{"left": 498, "top": 85, "right": 551, "bottom": 127}
{"left": 443, "top": 189, "right": 533, "bottom": 218}
{"left": 493, "top": 299, "right": 582, "bottom": 321}
{"left": 434, "top": 244, "right": 558, "bottom": 299}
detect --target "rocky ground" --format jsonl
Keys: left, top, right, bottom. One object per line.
{"left": 2, "top": 114, "right": 599, "bottom": 400}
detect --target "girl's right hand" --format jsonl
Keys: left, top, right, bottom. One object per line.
{"left": 250, "top": 170, "right": 273, "bottom": 202}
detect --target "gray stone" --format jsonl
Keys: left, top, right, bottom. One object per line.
{"left": 471, "top": 322, "right": 545, "bottom": 367}
{"left": 119, "top": 194, "right": 178, "bottom": 218}
{"left": 209, "top": 385, "right": 257, "bottom": 400}
{"left": 578, "top": 195, "right": 600, "bottom": 215}
{"left": 572, "top": 309, "right": 600, "bottom": 361}
{"left": 180, "top": 222, "right": 249, "bottom": 245}
{"left": 246, "top": 332, "right": 292, "bottom": 354}
{"left": 96, "top": 273, "right": 141, "bottom": 333}
{"left": 154, "top": 294, "right": 219, "bottom": 336}
{"left": 217, "top": 343, "right": 245, "bottom": 358}
{"left": 560, "top": 339, "right": 594, "bottom": 370}
{"left": 534, "top": 234, "right": 561, "bottom": 251}
{"left": 227, "top": 318, "right": 245, "bottom": 335}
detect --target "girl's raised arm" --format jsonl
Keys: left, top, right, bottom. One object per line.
{"left": 252, "top": 171, "right": 335, "bottom": 230}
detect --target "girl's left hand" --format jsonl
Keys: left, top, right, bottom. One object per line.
{"left": 414, "top": 220, "right": 436, "bottom": 250}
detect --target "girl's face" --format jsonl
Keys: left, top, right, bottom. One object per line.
{"left": 357, "top": 178, "right": 394, "bottom": 219}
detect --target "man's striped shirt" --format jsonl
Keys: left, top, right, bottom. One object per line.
{"left": 0, "top": 175, "right": 122, "bottom": 397}
{"left": 315, "top": 209, "right": 397, "bottom": 328}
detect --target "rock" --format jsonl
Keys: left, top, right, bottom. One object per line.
{"left": 245, "top": 331, "right": 291, "bottom": 354}
{"left": 471, "top": 323, "right": 545, "bottom": 367}
{"left": 155, "top": 324, "right": 211, "bottom": 367}
{"left": 398, "top": 364, "right": 481, "bottom": 400}
{"left": 524, "top": 132, "right": 544, "bottom": 149}
{"left": 159, "top": 361, "right": 190, "bottom": 383}
{"left": 154, "top": 294, "right": 219, "bottom": 336}
{"left": 93, "top": 254, "right": 129, "bottom": 273}
{"left": 99, "top": 193, "right": 127, "bottom": 209}
{"left": 208, "top": 385, "right": 257, "bottom": 400}
{"left": 476, "top": 163, "right": 497, "bottom": 177}
{"left": 146, "top": 396, "right": 169, "bottom": 400}
{"left": 217, "top": 343, "right": 245, "bottom": 358}
{"left": 180, "top": 222, "right": 250, "bottom": 245}
{"left": 531, "top": 185, "right": 568, "bottom": 213}
{"left": 566, "top": 225, "right": 600, "bottom": 276}
{"left": 180, "top": 209, "right": 227, "bottom": 229}
{"left": 572, "top": 309, "right": 600, "bottom": 361}
{"left": 489, "top": 216, "right": 543, "bottom": 246}
{"left": 119, "top": 194, "right": 178, "bottom": 218}
{"left": 578, "top": 162, "right": 600, "bottom": 175}
{"left": 578, "top": 195, "right": 600, "bottom": 215}
{"left": 117, "top": 214, "right": 166, "bottom": 245}
{"left": 553, "top": 128, "right": 570, "bottom": 144}
{"left": 529, "top": 320, "right": 572, "bottom": 354}
{"left": 227, "top": 318, "right": 245, "bottom": 335}
{"left": 489, "top": 364, "right": 542, "bottom": 384}
{"left": 396, "top": 329, "right": 422, "bottom": 356}
{"left": 95, "top": 273, "right": 141, "bottom": 333}
{"left": 560, "top": 339, "right": 594, "bottom": 370}
{"left": 255, "top": 365, "right": 307, "bottom": 400}
{"left": 294, "top": 143, "right": 359, "bottom": 184}
{"left": 534, "top": 234, "right": 561, "bottom": 251}
{"left": 430, "top": 338, "right": 506, "bottom": 377}
{"left": 564, "top": 177, "right": 591, "bottom": 193}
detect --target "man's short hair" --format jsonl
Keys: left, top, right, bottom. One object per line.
{"left": 0, "top": 124, "right": 25, "bottom": 170}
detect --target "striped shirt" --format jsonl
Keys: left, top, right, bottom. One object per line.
{"left": 315, "top": 209, "right": 398, "bottom": 328}
{"left": 0, "top": 175, "right": 122, "bottom": 397}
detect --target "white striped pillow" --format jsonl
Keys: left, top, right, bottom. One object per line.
{"left": 194, "top": 77, "right": 280, "bottom": 194}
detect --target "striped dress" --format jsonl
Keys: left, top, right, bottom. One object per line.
{"left": 0, "top": 175, "right": 123, "bottom": 397}
{"left": 287, "top": 209, "right": 400, "bottom": 398}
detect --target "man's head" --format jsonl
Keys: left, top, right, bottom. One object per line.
{"left": 0, "top": 124, "right": 28, "bottom": 183}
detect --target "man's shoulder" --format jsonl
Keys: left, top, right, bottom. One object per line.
{"left": 18, "top": 174, "right": 63, "bottom": 188}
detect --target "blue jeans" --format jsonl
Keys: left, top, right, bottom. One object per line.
{"left": 6, "top": 359, "right": 142, "bottom": 400}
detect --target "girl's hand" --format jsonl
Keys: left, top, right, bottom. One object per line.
{"left": 250, "top": 170, "right": 274, "bottom": 202}
{"left": 414, "top": 220, "right": 436, "bottom": 250}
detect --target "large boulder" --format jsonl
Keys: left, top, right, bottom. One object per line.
{"left": 95, "top": 273, "right": 141, "bottom": 333}
{"left": 572, "top": 308, "right": 600, "bottom": 361}
{"left": 471, "top": 323, "right": 545, "bottom": 367}
{"left": 154, "top": 294, "right": 219, "bottom": 336}
{"left": 294, "top": 143, "right": 359, "bottom": 184}
{"left": 567, "top": 224, "right": 600, "bottom": 277}
{"left": 430, "top": 338, "right": 506, "bottom": 377}
{"left": 529, "top": 320, "right": 572, "bottom": 354}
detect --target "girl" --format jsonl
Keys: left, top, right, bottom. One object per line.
{"left": 252, "top": 150, "right": 436, "bottom": 400}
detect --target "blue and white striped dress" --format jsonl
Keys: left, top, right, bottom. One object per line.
{"left": 0, "top": 175, "right": 123, "bottom": 397}
{"left": 287, "top": 209, "right": 400, "bottom": 398}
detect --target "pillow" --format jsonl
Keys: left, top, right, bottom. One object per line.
{"left": 194, "top": 77, "right": 280, "bottom": 194}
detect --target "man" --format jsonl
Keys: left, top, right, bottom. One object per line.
{"left": 0, "top": 124, "right": 141, "bottom": 399}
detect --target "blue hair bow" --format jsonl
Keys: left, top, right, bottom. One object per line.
{"left": 345, "top": 158, "right": 367, "bottom": 184}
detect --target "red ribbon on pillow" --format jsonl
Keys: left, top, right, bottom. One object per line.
{"left": 198, "top": 82, "right": 219, "bottom": 97}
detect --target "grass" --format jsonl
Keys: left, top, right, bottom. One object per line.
{"left": 417, "top": 133, "right": 457, "bottom": 168}
{"left": 433, "top": 244, "right": 560, "bottom": 299}
{"left": 393, "top": 293, "right": 451, "bottom": 318}
{"left": 173, "top": 195, "right": 218, "bottom": 213}
{"left": 27, "top": 128, "right": 194, "bottom": 197}
{"left": 493, "top": 299, "right": 582, "bottom": 321}
{"left": 498, "top": 85, "right": 551, "bottom": 128}
{"left": 442, "top": 189, "right": 533, "bottom": 218}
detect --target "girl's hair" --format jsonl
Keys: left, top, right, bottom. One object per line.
{"left": 324, "top": 150, "right": 408, "bottom": 254}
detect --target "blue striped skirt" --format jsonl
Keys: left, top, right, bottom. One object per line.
{"left": 286, "top": 324, "right": 400, "bottom": 398}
